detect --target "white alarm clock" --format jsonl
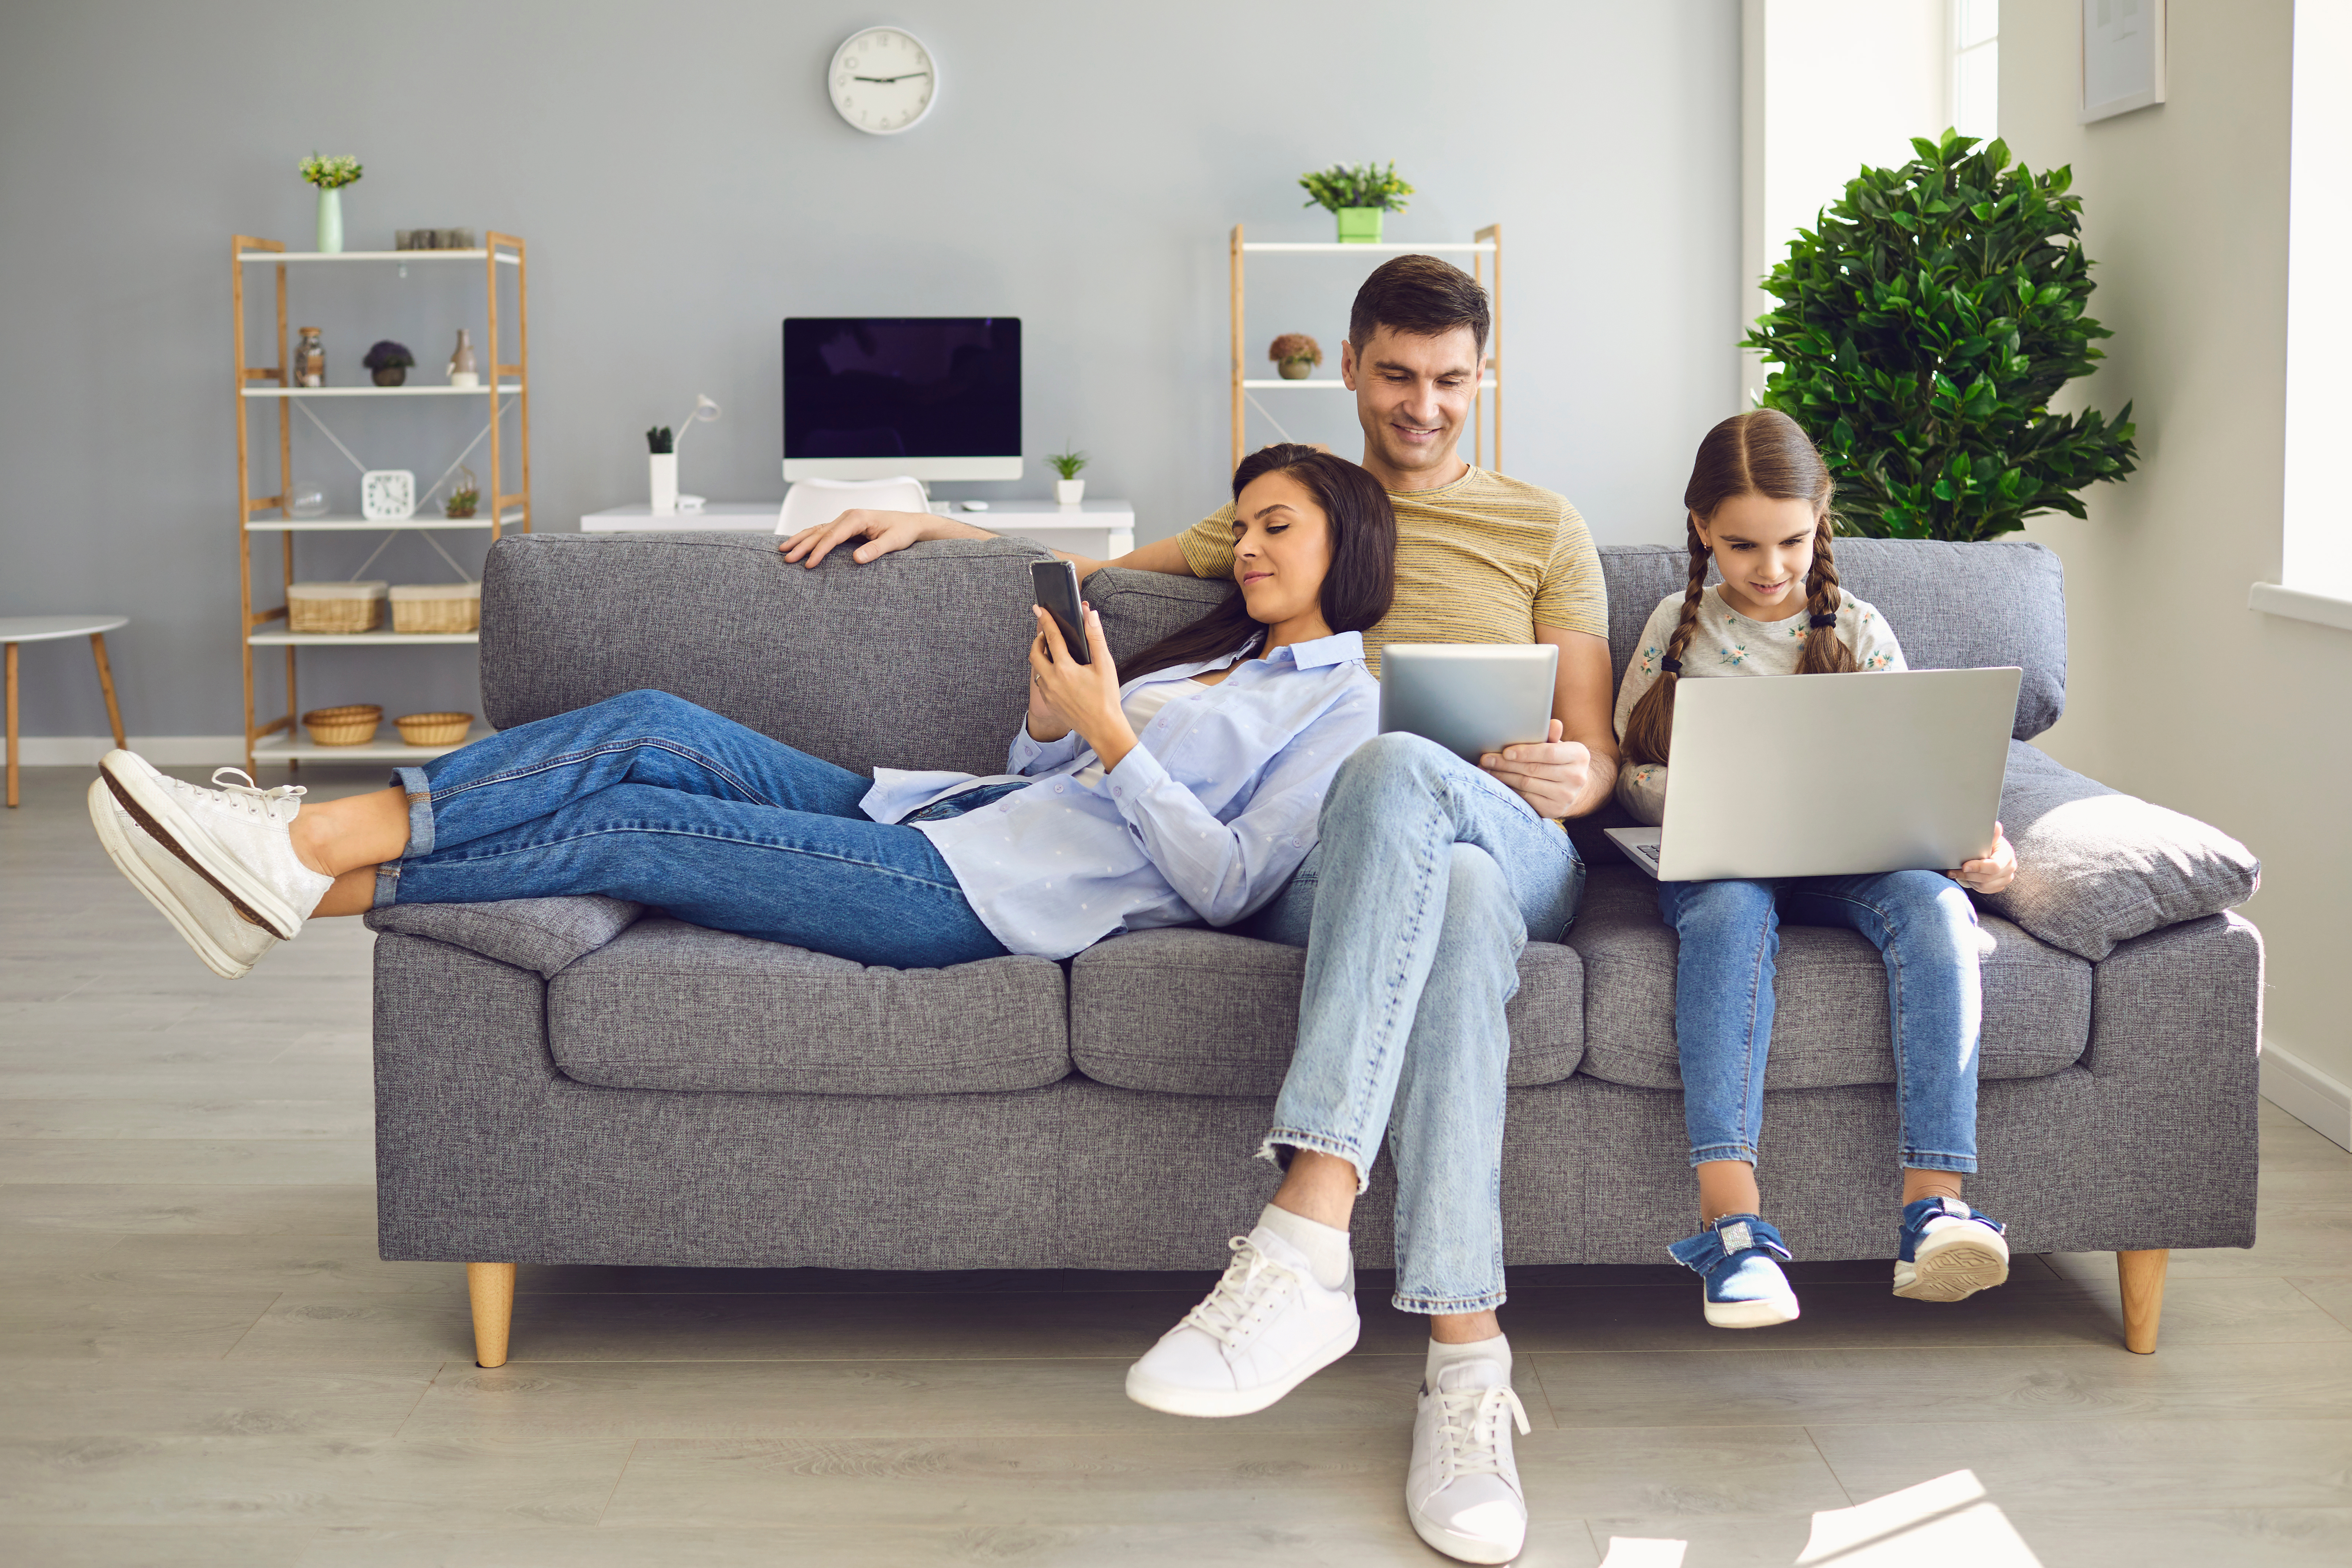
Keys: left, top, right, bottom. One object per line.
{"left": 827, "top": 26, "right": 937, "bottom": 135}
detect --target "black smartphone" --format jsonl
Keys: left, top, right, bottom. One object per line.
{"left": 1030, "top": 560, "right": 1092, "bottom": 664}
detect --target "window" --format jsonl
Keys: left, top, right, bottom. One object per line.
{"left": 1952, "top": 0, "right": 1999, "bottom": 140}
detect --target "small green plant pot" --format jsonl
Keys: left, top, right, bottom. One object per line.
{"left": 1335, "top": 207, "right": 1384, "bottom": 243}
{"left": 1278, "top": 357, "right": 1316, "bottom": 380}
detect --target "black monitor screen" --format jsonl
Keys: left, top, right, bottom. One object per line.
{"left": 783, "top": 317, "right": 1021, "bottom": 459}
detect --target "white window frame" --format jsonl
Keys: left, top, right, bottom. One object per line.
{"left": 1951, "top": 0, "right": 2000, "bottom": 141}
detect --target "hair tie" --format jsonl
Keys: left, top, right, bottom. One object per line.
{"left": 1659, "top": 656, "right": 1682, "bottom": 674}
{"left": 1808, "top": 613, "right": 1837, "bottom": 629}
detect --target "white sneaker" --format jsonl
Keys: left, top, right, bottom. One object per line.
{"left": 87, "top": 780, "right": 280, "bottom": 980}
{"left": 1407, "top": 1358, "right": 1533, "bottom": 1564}
{"left": 98, "top": 752, "right": 332, "bottom": 941}
{"left": 1124, "top": 1226, "right": 1360, "bottom": 1418}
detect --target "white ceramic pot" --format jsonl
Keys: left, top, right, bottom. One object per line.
{"left": 1054, "top": 479, "right": 1085, "bottom": 505}
{"left": 649, "top": 454, "right": 679, "bottom": 516}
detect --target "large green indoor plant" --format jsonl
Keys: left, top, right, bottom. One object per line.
{"left": 1744, "top": 130, "right": 2136, "bottom": 541}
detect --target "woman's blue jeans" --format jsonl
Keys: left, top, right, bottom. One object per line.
{"left": 375, "top": 690, "right": 1011, "bottom": 968}
{"left": 1658, "top": 870, "right": 1984, "bottom": 1174}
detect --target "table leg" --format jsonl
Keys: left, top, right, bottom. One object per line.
{"left": 89, "top": 633, "right": 126, "bottom": 751}
{"left": 4, "top": 641, "right": 17, "bottom": 808}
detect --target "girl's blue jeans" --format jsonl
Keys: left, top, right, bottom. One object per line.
{"left": 375, "top": 690, "right": 1011, "bottom": 969}
{"left": 1658, "top": 869, "right": 1984, "bottom": 1174}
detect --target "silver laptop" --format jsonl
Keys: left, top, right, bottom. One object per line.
{"left": 1379, "top": 644, "right": 1558, "bottom": 764}
{"left": 1604, "top": 667, "right": 2021, "bottom": 882}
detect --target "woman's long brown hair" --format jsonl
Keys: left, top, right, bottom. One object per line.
{"left": 1621, "top": 409, "right": 1854, "bottom": 766}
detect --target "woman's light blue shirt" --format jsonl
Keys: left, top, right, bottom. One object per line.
{"left": 861, "top": 631, "right": 1376, "bottom": 960}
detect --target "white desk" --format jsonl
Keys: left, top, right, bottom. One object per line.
{"left": 579, "top": 500, "right": 1135, "bottom": 560}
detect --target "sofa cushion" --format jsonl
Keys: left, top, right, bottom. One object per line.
{"left": 545, "top": 917, "right": 1071, "bottom": 1095}
{"left": 1984, "top": 741, "right": 2262, "bottom": 963}
{"left": 1566, "top": 867, "right": 2089, "bottom": 1091}
{"left": 365, "top": 895, "right": 643, "bottom": 978}
{"left": 1069, "top": 926, "right": 1583, "bottom": 1096}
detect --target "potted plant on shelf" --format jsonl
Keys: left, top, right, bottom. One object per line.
{"left": 1268, "top": 333, "right": 1323, "bottom": 380}
{"left": 1047, "top": 448, "right": 1088, "bottom": 505}
{"left": 298, "top": 153, "right": 363, "bottom": 254}
{"left": 1298, "top": 162, "right": 1414, "bottom": 244}
{"left": 362, "top": 340, "right": 414, "bottom": 387}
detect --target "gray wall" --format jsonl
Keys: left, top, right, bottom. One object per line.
{"left": 0, "top": 0, "right": 1740, "bottom": 739}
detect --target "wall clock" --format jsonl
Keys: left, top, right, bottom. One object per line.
{"left": 828, "top": 26, "right": 937, "bottom": 136}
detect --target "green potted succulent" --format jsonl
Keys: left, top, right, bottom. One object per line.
{"left": 1744, "top": 130, "right": 2137, "bottom": 540}
{"left": 362, "top": 340, "right": 414, "bottom": 387}
{"left": 1299, "top": 162, "right": 1414, "bottom": 243}
{"left": 1268, "top": 332, "right": 1323, "bottom": 380}
{"left": 298, "top": 153, "right": 363, "bottom": 254}
{"left": 1047, "top": 447, "right": 1088, "bottom": 505}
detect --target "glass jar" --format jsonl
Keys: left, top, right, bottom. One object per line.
{"left": 287, "top": 481, "right": 328, "bottom": 519}
{"left": 293, "top": 327, "right": 325, "bottom": 388}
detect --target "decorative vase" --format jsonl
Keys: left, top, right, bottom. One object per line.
{"left": 649, "top": 453, "right": 679, "bottom": 516}
{"left": 1278, "top": 357, "right": 1315, "bottom": 380}
{"left": 371, "top": 366, "right": 407, "bottom": 387}
{"left": 1054, "top": 479, "right": 1085, "bottom": 505}
{"left": 1335, "top": 206, "right": 1384, "bottom": 243}
{"left": 447, "top": 328, "right": 479, "bottom": 389}
{"left": 316, "top": 187, "right": 344, "bottom": 254}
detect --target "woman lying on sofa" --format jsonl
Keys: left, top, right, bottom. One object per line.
{"left": 89, "top": 444, "right": 1394, "bottom": 978}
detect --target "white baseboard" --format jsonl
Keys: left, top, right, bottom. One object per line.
{"left": 9, "top": 735, "right": 245, "bottom": 766}
{"left": 2262, "top": 1040, "right": 2352, "bottom": 1152}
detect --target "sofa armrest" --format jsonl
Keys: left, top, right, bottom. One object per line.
{"left": 364, "top": 895, "right": 643, "bottom": 978}
{"left": 1981, "top": 742, "right": 2261, "bottom": 962}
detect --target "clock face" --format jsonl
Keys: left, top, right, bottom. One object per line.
{"left": 828, "top": 27, "right": 937, "bottom": 135}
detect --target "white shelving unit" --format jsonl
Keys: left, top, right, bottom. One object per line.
{"left": 230, "top": 232, "right": 529, "bottom": 772}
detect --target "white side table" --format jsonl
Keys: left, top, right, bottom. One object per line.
{"left": 1, "top": 615, "right": 128, "bottom": 807}
{"left": 579, "top": 499, "right": 1137, "bottom": 562}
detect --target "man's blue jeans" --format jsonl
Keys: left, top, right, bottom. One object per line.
{"left": 377, "top": 690, "right": 1011, "bottom": 968}
{"left": 1658, "top": 870, "right": 1984, "bottom": 1174}
{"left": 1244, "top": 733, "right": 1587, "bottom": 1316}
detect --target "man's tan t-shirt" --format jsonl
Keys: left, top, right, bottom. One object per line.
{"left": 1176, "top": 467, "right": 1607, "bottom": 675}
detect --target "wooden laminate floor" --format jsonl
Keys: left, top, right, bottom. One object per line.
{"left": 3, "top": 761, "right": 2348, "bottom": 1567}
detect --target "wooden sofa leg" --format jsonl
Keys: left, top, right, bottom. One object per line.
{"left": 2118, "top": 1248, "right": 2169, "bottom": 1354}
{"left": 467, "top": 1262, "right": 517, "bottom": 1368}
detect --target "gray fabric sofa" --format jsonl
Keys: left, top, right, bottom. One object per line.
{"left": 366, "top": 531, "right": 2263, "bottom": 1367}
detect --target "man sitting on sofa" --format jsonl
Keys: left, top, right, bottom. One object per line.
{"left": 782, "top": 255, "right": 1615, "bottom": 1565}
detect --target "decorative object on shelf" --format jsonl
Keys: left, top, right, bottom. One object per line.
{"left": 444, "top": 464, "right": 479, "bottom": 518}
{"left": 301, "top": 703, "right": 382, "bottom": 746}
{"left": 395, "top": 711, "right": 474, "bottom": 747}
{"left": 1268, "top": 333, "right": 1323, "bottom": 380}
{"left": 292, "top": 326, "right": 326, "bottom": 387}
{"left": 1298, "top": 162, "right": 1414, "bottom": 243}
{"left": 1047, "top": 448, "right": 1088, "bottom": 506}
{"left": 396, "top": 228, "right": 479, "bottom": 251}
{"left": 287, "top": 582, "right": 387, "bottom": 634}
{"left": 390, "top": 582, "right": 481, "bottom": 635}
{"left": 287, "top": 481, "right": 329, "bottom": 519}
{"left": 828, "top": 26, "right": 938, "bottom": 136}
{"left": 1744, "top": 130, "right": 2137, "bottom": 541}
{"left": 298, "top": 154, "right": 363, "bottom": 254}
{"left": 646, "top": 425, "right": 678, "bottom": 516}
{"left": 360, "top": 469, "right": 417, "bottom": 522}
{"left": 446, "top": 327, "right": 479, "bottom": 389}
{"left": 362, "top": 340, "right": 414, "bottom": 387}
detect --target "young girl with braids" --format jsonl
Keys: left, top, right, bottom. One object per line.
{"left": 1612, "top": 409, "right": 2019, "bottom": 1329}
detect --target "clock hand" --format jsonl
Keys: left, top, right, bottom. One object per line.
{"left": 851, "top": 71, "right": 931, "bottom": 83}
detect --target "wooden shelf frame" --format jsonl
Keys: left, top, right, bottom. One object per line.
{"left": 229, "top": 232, "right": 529, "bottom": 772}
{"left": 1227, "top": 224, "right": 1502, "bottom": 473}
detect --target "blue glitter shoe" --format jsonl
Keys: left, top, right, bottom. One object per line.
{"left": 1894, "top": 1196, "right": 2010, "bottom": 1302}
{"left": 1667, "top": 1213, "right": 1800, "bottom": 1329}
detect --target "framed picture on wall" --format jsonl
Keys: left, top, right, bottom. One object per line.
{"left": 2080, "top": 0, "right": 2167, "bottom": 123}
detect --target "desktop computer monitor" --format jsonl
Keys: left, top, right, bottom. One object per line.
{"left": 783, "top": 317, "right": 1021, "bottom": 481}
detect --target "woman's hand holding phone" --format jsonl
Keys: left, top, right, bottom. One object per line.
{"left": 1028, "top": 604, "right": 1138, "bottom": 772}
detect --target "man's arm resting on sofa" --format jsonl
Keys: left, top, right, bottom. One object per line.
{"left": 780, "top": 508, "right": 1196, "bottom": 581}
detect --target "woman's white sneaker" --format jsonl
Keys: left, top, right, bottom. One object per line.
{"left": 1407, "top": 1358, "right": 1532, "bottom": 1565}
{"left": 1124, "top": 1226, "right": 1360, "bottom": 1417}
{"left": 87, "top": 780, "right": 280, "bottom": 980}
{"left": 98, "top": 751, "right": 332, "bottom": 940}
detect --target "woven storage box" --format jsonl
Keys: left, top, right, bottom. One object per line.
{"left": 302, "top": 704, "right": 382, "bottom": 746}
{"left": 394, "top": 711, "right": 473, "bottom": 747}
{"left": 390, "top": 581, "right": 481, "bottom": 635}
{"left": 287, "top": 581, "right": 387, "bottom": 634}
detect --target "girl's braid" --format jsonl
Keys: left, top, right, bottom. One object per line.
{"left": 1621, "top": 520, "right": 1712, "bottom": 765}
{"left": 1795, "top": 515, "right": 1858, "bottom": 676}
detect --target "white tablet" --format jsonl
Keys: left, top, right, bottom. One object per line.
{"left": 1378, "top": 644, "right": 1558, "bottom": 764}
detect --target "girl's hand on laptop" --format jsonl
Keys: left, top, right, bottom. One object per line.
{"left": 1479, "top": 721, "right": 1592, "bottom": 820}
{"left": 1029, "top": 605, "right": 1138, "bottom": 771}
{"left": 1948, "top": 822, "right": 2017, "bottom": 895}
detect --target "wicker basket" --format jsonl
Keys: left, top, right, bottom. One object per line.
{"left": 390, "top": 581, "right": 481, "bottom": 635}
{"left": 302, "top": 704, "right": 383, "bottom": 746}
{"left": 394, "top": 711, "right": 473, "bottom": 747}
{"left": 286, "top": 581, "right": 387, "bottom": 634}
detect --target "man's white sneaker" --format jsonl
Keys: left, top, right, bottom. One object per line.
{"left": 1124, "top": 1226, "right": 1360, "bottom": 1418}
{"left": 98, "top": 751, "right": 332, "bottom": 941}
{"left": 1407, "top": 1358, "right": 1532, "bottom": 1565}
{"left": 87, "top": 780, "right": 280, "bottom": 980}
